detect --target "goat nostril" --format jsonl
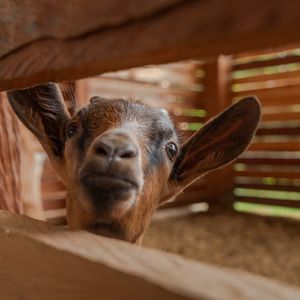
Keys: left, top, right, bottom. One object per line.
{"left": 97, "top": 147, "right": 108, "bottom": 156}
{"left": 95, "top": 142, "right": 113, "bottom": 157}
{"left": 119, "top": 149, "right": 137, "bottom": 159}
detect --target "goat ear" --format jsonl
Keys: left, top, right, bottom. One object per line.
{"left": 7, "top": 83, "right": 73, "bottom": 160}
{"left": 163, "top": 97, "right": 261, "bottom": 202}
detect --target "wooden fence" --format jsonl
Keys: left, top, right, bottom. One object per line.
{"left": 40, "top": 48, "right": 300, "bottom": 223}
{"left": 233, "top": 47, "right": 300, "bottom": 215}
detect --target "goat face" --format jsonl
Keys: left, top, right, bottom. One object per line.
{"left": 7, "top": 83, "right": 260, "bottom": 243}
{"left": 64, "top": 97, "right": 179, "bottom": 242}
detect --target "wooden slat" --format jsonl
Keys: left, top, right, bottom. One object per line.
{"left": 234, "top": 85, "right": 300, "bottom": 100}
{"left": 234, "top": 44, "right": 300, "bottom": 60}
{"left": 3, "top": 1, "right": 300, "bottom": 90}
{"left": 41, "top": 181, "right": 65, "bottom": 194}
{"left": 101, "top": 71, "right": 201, "bottom": 87}
{"left": 99, "top": 72, "right": 202, "bottom": 90}
{"left": 42, "top": 191, "right": 66, "bottom": 202}
{"left": 236, "top": 197, "right": 300, "bottom": 208}
{"left": 233, "top": 77, "right": 300, "bottom": 92}
{"left": 235, "top": 183, "right": 300, "bottom": 193}
{"left": 43, "top": 198, "right": 66, "bottom": 211}
{"left": 262, "top": 111, "right": 300, "bottom": 122}
{"left": 236, "top": 157, "right": 300, "bottom": 166}
{"left": 83, "top": 89, "right": 205, "bottom": 110}
{"left": 88, "top": 78, "right": 204, "bottom": 98}
{"left": 235, "top": 170, "right": 300, "bottom": 179}
{"left": 233, "top": 69, "right": 300, "bottom": 84}
{"left": 170, "top": 115, "right": 205, "bottom": 124}
{"left": 245, "top": 96, "right": 300, "bottom": 107}
{"left": 249, "top": 141, "right": 300, "bottom": 151}
{"left": 256, "top": 126, "right": 300, "bottom": 136}
{"left": 233, "top": 55, "right": 300, "bottom": 71}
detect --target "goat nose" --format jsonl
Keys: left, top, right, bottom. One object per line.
{"left": 94, "top": 136, "right": 138, "bottom": 159}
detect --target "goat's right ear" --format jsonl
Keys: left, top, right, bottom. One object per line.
{"left": 161, "top": 97, "right": 261, "bottom": 203}
{"left": 7, "top": 83, "right": 73, "bottom": 160}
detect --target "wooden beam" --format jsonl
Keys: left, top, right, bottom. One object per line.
{"left": 0, "top": 211, "right": 300, "bottom": 300}
{"left": 1, "top": 0, "right": 300, "bottom": 91}
{"left": 0, "top": 94, "right": 21, "bottom": 212}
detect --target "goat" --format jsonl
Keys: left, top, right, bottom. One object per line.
{"left": 7, "top": 83, "right": 260, "bottom": 243}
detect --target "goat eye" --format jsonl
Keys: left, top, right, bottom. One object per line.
{"left": 66, "top": 123, "right": 78, "bottom": 139}
{"left": 166, "top": 142, "right": 178, "bottom": 160}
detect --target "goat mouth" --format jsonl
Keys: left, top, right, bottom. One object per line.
{"left": 80, "top": 172, "right": 139, "bottom": 190}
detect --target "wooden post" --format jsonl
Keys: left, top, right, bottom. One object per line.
{"left": 203, "top": 55, "right": 235, "bottom": 211}
{"left": 0, "top": 93, "right": 22, "bottom": 213}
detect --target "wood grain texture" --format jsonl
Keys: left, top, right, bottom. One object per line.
{"left": 0, "top": 210, "right": 300, "bottom": 300}
{"left": 0, "top": 94, "right": 21, "bottom": 213}
{"left": 1, "top": 0, "right": 300, "bottom": 90}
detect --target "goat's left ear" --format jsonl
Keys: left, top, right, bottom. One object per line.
{"left": 7, "top": 83, "right": 73, "bottom": 161}
{"left": 163, "top": 97, "right": 261, "bottom": 202}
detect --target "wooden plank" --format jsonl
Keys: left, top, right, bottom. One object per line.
{"left": 235, "top": 170, "right": 300, "bottom": 179}
{"left": 41, "top": 180, "right": 65, "bottom": 194}
{"left": 234, "top": 44, "right": 300, "bottom": 60}
{"left": 233, "top": 55, "right": 300, "bottom": 71}
{"left": 242, "top": 96, "right": 300, "bottom": 107}
{"left": 256, "top": 126, "right": 300, "bottom": 136}
{"left": 249, "top": 141, "right": 300, "bottom": 151}
{"left": 0, "top": 0, "right": 182, "bottom": 56}
{"left": 42, "top": 191, "right": 66, "bottom": 202}
{"left": 237, "top": 157, "right": 300, "bottom": 165}
{"left": 3, "top": 1, "right": 300, "bottom": 90}
{"left": 262, "top": 111, "right": 300, "bottom": 122}
{"left": 234, "top": 77, "right": 300, "bottom": 93}
{"left": 100, "top": 69, "right": 201, "bottom": 86}
{"left": 42, "top": 198, "right": 66, "bottom": 211}
{"left": 87, "top": 77, "right": 204, "bottom": 99}
{"left": 233, "top": 70, "right": 300, "bottom": 84}
{"left": 80, "top": 80, "right": 205, "bottom": 110}
{"left": 170, "top": 115, "right": 205, "bottom": 124}
{"left": 235, "top": 197, "right": 300, "bottom": 209}
{"left": 83, "top": 90, "right": 206, "bottom": 110}
{"left": 235, "top": 183, "right": 300, "bottom": 193}
{"left": 1, "top": 211, "right": 299, "bottom": 300}
{"left": 234, "top": 85, "right": 300, "bottom": 100}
